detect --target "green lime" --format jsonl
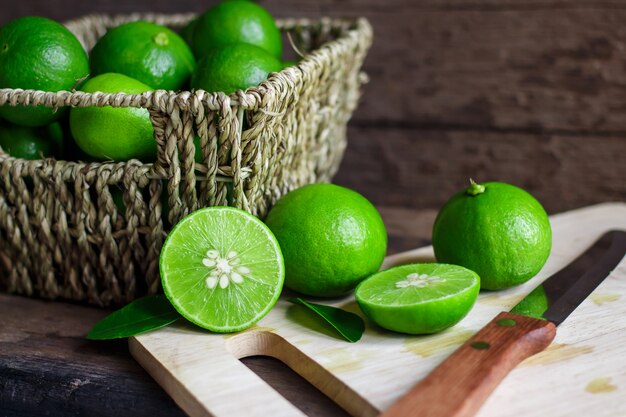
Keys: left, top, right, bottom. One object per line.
{"left": 264, "top": 184, "right": 387, "bottom": 297}
{"left": 160, "top": 206, "right": 285, "bottom": 332}
{"left": 111, "top": 187, "right": 126, "bottom": 214}
{"left": 191, "top": 44, "right": 282, "bottom": 94}
{"left": 46, "top": 121, "right": 65, "bottom": 151}
{"left": 282, "top": 59, "right": 298, "bottom": 69}
{"left": 69, "top": 73, "right": 156, "bottom": 161}
{"left": 0, "top": 119, "right": 63, "bottom": 159}
{"left": 90, "top": 21, "right": 195, "bottom": 91}
{"left": 62, "top": 130, "right": 93, "bottom": 162}
{"left": 179, "top": 17, "right": 197, "bottom": 47}
{"left": 355, "top": 263, "right": 480, "bottom": 334}
{"left": 0, "top": 16, "right": 89, "bottom": 127}
{"left": 510, "top": 285, "right": 549, "bottom": 319}
{"left": 191, "top": 0, "right": 282, "bottom": 59}
{"left": 432, "top": 180, "right": 552, "bottom": 290}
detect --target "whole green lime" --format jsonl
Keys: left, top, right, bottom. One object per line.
{"left": 0, "top": 119, "right": 63, "bottom": 160}
{"left": 179, "top": 18, "right": 197, "bottom": 47}
{"left": 191, "top": 44, "right": 282, "bottom": 94}
{"left": 90, "top": 21, "right": 195, "bottom": 91}
{"left": 69, "top": 73, "right": 155, "bottom": 161}
{"left": 191, "top": 0, "right": 282, "bottom": 59}
{"left": 0, "top": 16, "right": 89, "bottom": 127}
{"left": 264, "top": 184, "right": 387, "bottom": 297}
{"left": 432, "top": 181, "right": 552, "bottom": 290}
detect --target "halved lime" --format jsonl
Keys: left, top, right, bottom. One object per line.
{"left": 160, "top": 207, "right": 284, "bottom": 333}
{"left": 355, "top": 263, "right": 480, "bottom": 334}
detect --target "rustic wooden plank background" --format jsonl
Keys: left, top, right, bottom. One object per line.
{"left": 2, "top": 0, "right": 625, "bottom": 212}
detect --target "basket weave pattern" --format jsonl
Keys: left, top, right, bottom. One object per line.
{"left": 0, "top": 13, "right": 372, "bottom": 306}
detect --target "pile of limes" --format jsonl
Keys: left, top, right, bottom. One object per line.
{"left": 0, "top": 0, "right": 288, "bottom": 161}
{"left": 159, "top": 180, "right": 551, "bottom": 336}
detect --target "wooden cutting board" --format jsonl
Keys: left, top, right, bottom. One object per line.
{"left": 130, "top": 202, "right": 626, "bottom": 417}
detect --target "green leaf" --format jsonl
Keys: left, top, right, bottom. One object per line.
{"left": 87, "top": 295, "right": 180, "bottom": 340}
{"left": 287, "top": 297, "right": 365, "bottom": 343}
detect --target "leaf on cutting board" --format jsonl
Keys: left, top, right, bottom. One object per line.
{"left": 287, "top": 297, "right": 365, "bottom": 343}
{"left": 87, "top": 295, "right": 180, "bottom": 340}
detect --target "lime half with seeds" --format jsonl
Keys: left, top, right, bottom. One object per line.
{"left": 355, "top": 263, "right": 480, "bottom": 334}
{"left": 160, "top": 207, "right": 284, "bottom": 333}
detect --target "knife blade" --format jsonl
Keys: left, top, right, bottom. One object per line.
{"left": 380, "top": 230, "right": 626, "bottom": 417}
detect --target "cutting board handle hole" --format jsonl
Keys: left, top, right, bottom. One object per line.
{"left": 227, "top": 331, "right": 376, "bottom": 417}
{"left": 240, "top": 355, "right": 352, "bottom": 417}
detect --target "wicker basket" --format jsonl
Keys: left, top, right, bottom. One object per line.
{"left": 0, "top": 13, "right": 372, "bottom": 306}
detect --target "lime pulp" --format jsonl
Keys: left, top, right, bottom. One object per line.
{"left": 355, "top": 263, "right": 480, "bottom": 334}
{"left": 160, "top": 207, "right": 284, "bottom": 333}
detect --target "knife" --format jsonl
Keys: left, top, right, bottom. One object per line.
{"left": 380, "top": 230, "right": 626, "bottom": 417}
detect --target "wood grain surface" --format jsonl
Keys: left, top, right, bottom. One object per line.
{"left": 335, "top": 125, "right": 625, "bottom": 213}
{"left": 0, "top": 294, "right": 186, "bottom": 417}
{"left": 1, "top": 0, "right": 624, "bottom": 211}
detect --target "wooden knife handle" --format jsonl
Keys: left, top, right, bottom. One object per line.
{"left": 380, "top": 312, "right": 556, "bottom": 417}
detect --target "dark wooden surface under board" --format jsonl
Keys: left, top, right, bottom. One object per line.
{"left": 0, "top": 207, "right": 436, "bottom": 417}
{"left": 1, "top": 0, "right": 625, "bottom": 212}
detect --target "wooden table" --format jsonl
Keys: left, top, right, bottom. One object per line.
{"left": 0, "top": 207, "right": 435, "bottom": 417}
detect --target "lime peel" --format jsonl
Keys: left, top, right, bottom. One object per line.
{"left": 355, "top": 263, "right": 480, "bottom": 335}
{"left": 265, "top": 184, "right": 387, "bottom": 297}
{"left": 153, "top": 32, "right": 169, "bottom": 46}
{"left": 433, "top": 181, "right": 552, "bottom": 290}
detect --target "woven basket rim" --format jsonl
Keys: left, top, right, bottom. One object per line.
{"left": 0, "top": 16, "right": 373, "bottom": 113}
{"left": 0, "top": 13, "right": 374, "bottom": 305}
